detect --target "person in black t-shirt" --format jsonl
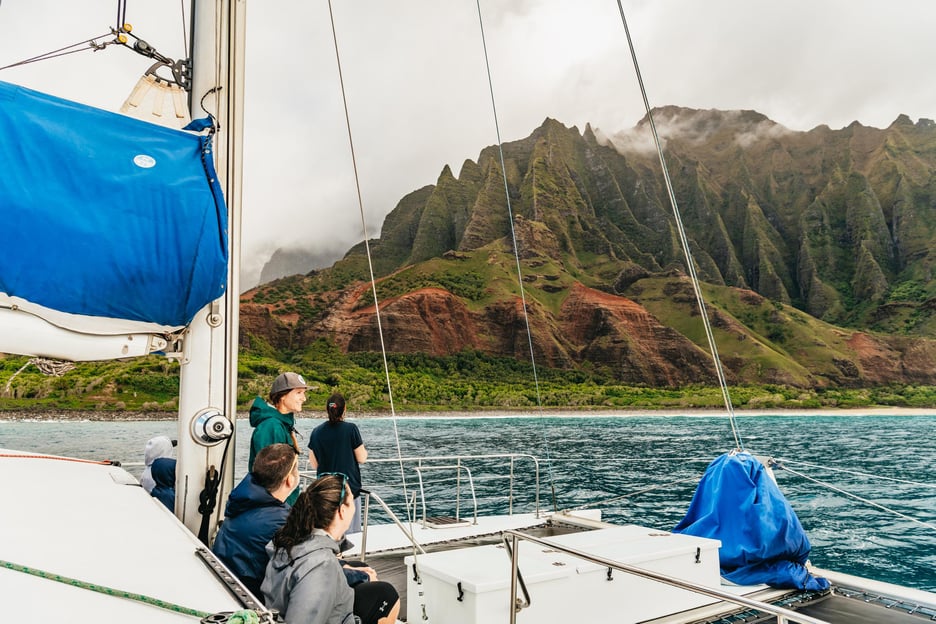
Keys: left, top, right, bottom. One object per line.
{"left": 308, "top": 392, "right": 368, "bottom": 534}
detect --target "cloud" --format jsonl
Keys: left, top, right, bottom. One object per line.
{"left": 2, "top": 0, "right": 934, "bottom": 289}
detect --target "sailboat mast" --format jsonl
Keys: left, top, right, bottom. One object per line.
{"left": 174, "top": 0, "right": 246, "bottom": 539}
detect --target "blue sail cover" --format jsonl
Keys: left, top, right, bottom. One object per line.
{"left": 673, "top": 452, "right": 830, "bottom": 590}
{"left": 0, "top": 80, "right": 227, "bottom": 327}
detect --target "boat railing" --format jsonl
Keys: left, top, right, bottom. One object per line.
{"left": 363, "top": 453, "right": 542, "bottom": 525}
{"left": 502, "top": 530, "right": 832, "bottom": 624}
{"left": 356, "top": 489, "right": 427, "bottom": 563}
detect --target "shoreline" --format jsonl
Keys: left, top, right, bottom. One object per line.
{"left": 2, "top": 406, "right": 935, "bottom": 422}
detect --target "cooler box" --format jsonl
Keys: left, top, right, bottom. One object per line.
{"left": 405, "top": 525, "right": 722, "bottom": 624}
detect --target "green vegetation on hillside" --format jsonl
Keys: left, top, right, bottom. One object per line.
{"left": 3, "top": 349, "right": 936, "bottom": 414}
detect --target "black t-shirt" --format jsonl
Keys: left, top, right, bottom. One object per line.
{"left": 308, "top": 420, "right": 364, "bottom": 496}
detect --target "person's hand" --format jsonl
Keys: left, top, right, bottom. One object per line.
{"left": 343, "top": 564, "right": 378, "bottom": 582}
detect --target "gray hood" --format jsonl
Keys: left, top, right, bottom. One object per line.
{"left": 262, "top": 532, "right": 356, "bottom": 624}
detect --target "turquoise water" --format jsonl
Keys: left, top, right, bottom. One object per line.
{"left": 2, "top": 413, "right": 934, "bottom": 592}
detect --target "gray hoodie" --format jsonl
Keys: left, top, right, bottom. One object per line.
{"left": 262, "top": 530, "right": 359, "bottom": 624}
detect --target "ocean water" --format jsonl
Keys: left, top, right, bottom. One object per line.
{"left": 2, "top": 412, "right": 934, "bottom": 593}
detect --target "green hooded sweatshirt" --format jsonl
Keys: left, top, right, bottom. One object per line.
{"left": 248, "top": 396, "right": 301, "bottom": 505}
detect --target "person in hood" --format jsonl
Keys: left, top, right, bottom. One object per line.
{"left": 262, "top": 474, "right": 400, "bottom": 624}
{"left": 213, "top": 443, "right": 300, "bottom": 601}
{"left": 249, "top": 372, "right": 308, "bottom": 505}
{"left": 141, "top": 435, "right": 176, "bottom": 494}
{"left": 150, "top": 457, "right": 176, "bottom": 511}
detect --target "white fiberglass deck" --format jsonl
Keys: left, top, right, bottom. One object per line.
{"left": 0, "top": 448, "right": 243, "bottom": 622}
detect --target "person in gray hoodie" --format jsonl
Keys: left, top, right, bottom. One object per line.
{"left": 262, "top": 474, "right": 400, "bottom": 624}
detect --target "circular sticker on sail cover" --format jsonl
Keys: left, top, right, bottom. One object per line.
{"left": 133, "top": 154, "right": 157, "bottom": 168}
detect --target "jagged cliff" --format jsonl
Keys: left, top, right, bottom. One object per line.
{"left": 242, "top": 108, "right": 936, "bottom": 388}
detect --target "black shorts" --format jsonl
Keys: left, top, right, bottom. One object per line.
{"left": 353, "top": 580, "right": 399, "bottom": 624}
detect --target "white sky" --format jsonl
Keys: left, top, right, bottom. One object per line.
{"left": 1, "top": 1, "right": 934, "bottom": 289}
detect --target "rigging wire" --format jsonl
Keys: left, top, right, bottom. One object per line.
{"left": 116, "top": 0, "right": 127, "bottom": 32}
{"left": 773, "top": 461, "right": 936, "bottom": 533}
{"left": 776, "top": 457, "right": 936, "bottom": 489}
{"left": 325, "top": 0, "right": 414, "bottom": 529}
{"left": 615, "top": 1, "right": 744, "bottom": 453}
{"left": 0, "top": 33, "right": 119, "bottom": 72}
{"left": 565, "top": 474, "right": 701, "bottom": 513}
{"left": 474, "top": 0, "right": 559, "bottom": 513}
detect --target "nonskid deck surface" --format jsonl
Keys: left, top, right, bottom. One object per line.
{"left": 0, "top": 449, "right": 244, "bottom": 622}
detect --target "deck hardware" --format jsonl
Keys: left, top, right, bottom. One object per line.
{"left": 456, "top": 582, "right": 464, "bottom": 602}
{"left": 192, "top": 407, "right": 232, "bottom": 445}
{"left": 695, "top": 546, "right": 701, "bottom": 563}
{"left": 607, "top": 567, "right": 613, "bottom": 581}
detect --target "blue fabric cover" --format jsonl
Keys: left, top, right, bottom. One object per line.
{"left": 0, "top": 80, "right": 227, "bottom": 327}
{"left": 673, "top": 452, "right": 829, "bottom": 590}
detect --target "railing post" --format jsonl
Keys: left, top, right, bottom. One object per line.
{"left": 359, "top": 490, "right": 370, "bottom": 563}
{"left": 509, "top": 532, "right": 520, "bottom": 624}
{"left": 455, "top": 457, "right": 461, "bottom": 523}
{"left": 509, "top": 456, "right": 515, "bottom": 515}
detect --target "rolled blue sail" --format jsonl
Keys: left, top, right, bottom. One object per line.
{"left": 0, "top": 80, "right": 227, "bottom": 327}
{"left": 673, "top": 451, "right": 830, "bottom": 590}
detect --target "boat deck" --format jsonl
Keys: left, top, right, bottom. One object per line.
{"left": 342, "top": 513, "right": 586, "bottom": 620}
{"left": 0, "top": 448, "right": 246, "bottom": 623}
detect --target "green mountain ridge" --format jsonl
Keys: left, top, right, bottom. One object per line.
{"left": 240, "top": 107, "right": 936, "bottom": 390}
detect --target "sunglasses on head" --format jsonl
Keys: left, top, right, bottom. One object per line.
{"left": 319, "top": 471, "right": 349, "bottom": 504}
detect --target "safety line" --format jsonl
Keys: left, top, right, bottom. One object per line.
{"left": 775, "top": 463, "right": 936, "bottom": 532}
{"left": 0, "top": 558, "right": 212, "bottom": 619}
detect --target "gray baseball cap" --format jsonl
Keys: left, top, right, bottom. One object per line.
{"left": 271, "top": 372, "right": 309, "bottom": 395}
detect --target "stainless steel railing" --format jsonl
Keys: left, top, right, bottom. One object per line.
{"left": 365, "top": 453, "right": 543, "bottom": 523}
{"left": 502, "top": 530, "right": 831, "bottom": 624}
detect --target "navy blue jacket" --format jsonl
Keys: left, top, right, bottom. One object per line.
{"left": 150, "top": 457, "right": 176, "bottom": 511}
{"left": 212, "top": 473, "right": 290, "bottom": 598}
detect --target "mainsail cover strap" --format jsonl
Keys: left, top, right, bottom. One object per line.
{"left": 0, "top": 79, "right": 227, "bottom": 327}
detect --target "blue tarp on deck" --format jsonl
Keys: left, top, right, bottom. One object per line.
{"left": 673, "top": 452, "right": 830, "bottom": 590}
{"left": 0, "top": 80, "right": 227, "bottom": 327}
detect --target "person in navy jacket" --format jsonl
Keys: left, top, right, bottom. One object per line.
{"left": 213, "top": 443, "right": 300, "bottom": 600}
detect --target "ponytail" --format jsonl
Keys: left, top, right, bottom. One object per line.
{"left": 272, "top": 473, "right": 348, "bottom": 559}
{"left": 326, "top": 392, "right": 346, "bottom": 424}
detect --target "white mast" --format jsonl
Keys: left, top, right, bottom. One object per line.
{"left": 175, "top": 0, "right": 246, "bottom": 539}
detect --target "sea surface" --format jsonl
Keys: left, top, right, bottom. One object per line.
{"left": 2, "top": 412, "right": 934, "bottom": 593}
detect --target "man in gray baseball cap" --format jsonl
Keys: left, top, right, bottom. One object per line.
{"left": 247, "top": 371, "right": 310, "bottom": 505}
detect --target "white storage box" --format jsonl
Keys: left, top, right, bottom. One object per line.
{"left": 405, "top": 525, "right": 721, "bottom": 624}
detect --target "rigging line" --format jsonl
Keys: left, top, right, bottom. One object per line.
{"left": 180, "top": 0, "right": 189, "bottom": 59}
{"left": 325, "top": 0, "right": 413, "bottom": 531}
{"left": 0, "top": 453, "right": 119, "bottom": 465}
{"left": 1, "top": 558, "right": 213, "bottom": 619}
{"left": 775, "top": 463, "right": 936, "bottom": 532}
{"left": 615, "top": 1, "right": 744, "bottom": 453}
{"left": 116, "top": 0, "right": 127, "bottom": 32}
{"left": 474, "top": 0, "right": 558, "bottom": 514}
{"left": 565, "top": 474, "right": 700, "bottom": 513}
{"left": 776, "top": 457, "right": 936, "bottom": 489}
{"left": 0, "top": 34, "right": 116, "bottom": 71}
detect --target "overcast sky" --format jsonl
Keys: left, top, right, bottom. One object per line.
{"left": 2, "top": 1, "right": 934, "bottom": 289}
